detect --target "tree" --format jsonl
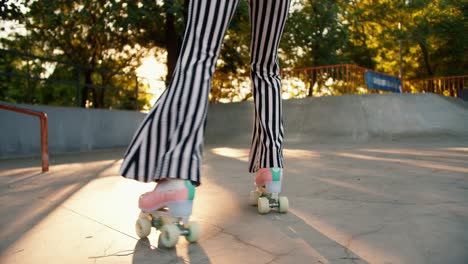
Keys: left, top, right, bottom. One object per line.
{"left": 128, "top": 0, "right": 252, "bottom": 102}
{"left": 340, "top": 0, "right": 377, "bottom": 69}
{"left": 123, "top": 0, "right": 187, "bottom": 84}
{"left": 403, "top": 0, "right": 466, "bottom": 77}
{"left": 346, "top": 0, "right": 466, "bottom": 79}
{"left": 281, "top": 0, "right": 352, "bottom": 96}
{"left": 21, "top": 0, "right": 148, "bottom": 108}
{"left": 281, "top": 0, "right": 351, "bottom": 68}
{"left": 127, "top": 0, "right": 252, "bottom": 80}
{"left": 0, "top": 0, "right": 26, "bottom": 21}
{"left": 2, "top": 0, "right": 465, "bottom": 106}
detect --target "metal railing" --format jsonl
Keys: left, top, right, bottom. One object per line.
{"left": 282, "top": 65, "right": 467, "bottom": 98}
{"left": 0, "top": 102, "right": 49, "bottom": 172}
{"left": 281, "top": 64, "right": 379, "bottom": 97}
{"left": 210, "top": 64, "right": 381, "bottom": 102}
{"left": 403, "top": 75, "right": 467, "bottom": 97}
{"left": 2, "top": 48, "right": 466, "bottom": 107}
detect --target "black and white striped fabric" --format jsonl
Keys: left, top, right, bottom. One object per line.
{"left": 120, "top": 0, "right": 291, "bottom": 185}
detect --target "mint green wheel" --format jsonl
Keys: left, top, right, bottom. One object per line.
{"left": 249, "top": 190, "right": 260, "bottom": 206}
{"left": 136, "top": 218, "right": 152, "bottom": 238}
{"left": 139, "top": 211, "right": 152, "bottom": 221}
{"left": 185, "top": 222, "right": 200, "bottom": 243}
{"left": 258, "top": 197, "right": 270, "bottom": 214}
{"left": 159, "top": 224, "right": 180, "bottom": 248}
{"left": 278, "top": 196, "right": 289, "bottom": 213}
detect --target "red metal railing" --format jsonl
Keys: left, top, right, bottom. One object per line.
{"left": 281, "top": 64, "right": 377, "bottom": 96}
{"left": 210, "top": 64, "right": 400, "bottom": 101}
{"left": 0, "top": 103, "right": 49, "bottom": 172}
{"left": 210, "top": 64, "right": 466, "bottom": 101}
{"left": 283, "top": 65, "right": 467, "bottom": 98}
{"left": 403, "top": 75, "right": 467, "bottom": 96}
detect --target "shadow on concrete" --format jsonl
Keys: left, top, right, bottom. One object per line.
{"left": 0, "top": 148, "right": 125, "bottom": 171}
{"left": 0, "top": 155, "right": 121, "bottom": 255}
{"left": 205, "top": 146, "right": 370, "bottom": 263}
{"left": 277, "top": 211, "right": 369, "bottom": 263}
{"left": 1, "top": 138, "right": 466, "bottom": 263}
{"left": 131, "top": 237, "right": 211, "bottom": 264}
{"left": 206, "top": 140, "right": 468, "bottom": 263}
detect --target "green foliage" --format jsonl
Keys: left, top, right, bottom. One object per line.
{"left": 38, "top": 65, "right": 77, "bottom": 107}
{"left": 1, "top": 0, "right": 466, "bottom": 107}
{"left": 20, "top": 0, "right": 151, "bottom": 108}
{"left": 281, "top": 0, "right": 351, "bottom": 68}
{"left": 217, "top": 0, "right": 251, "bottom": 74}
{"left": 0, "top": 0, "right": 28, "bottom": 21}
{"left": 346, "top": 0, "right": 466, "bottom": 78}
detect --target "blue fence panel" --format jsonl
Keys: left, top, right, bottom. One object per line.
{"left": 365, "top": 71, "right": 402, "bottom": 93}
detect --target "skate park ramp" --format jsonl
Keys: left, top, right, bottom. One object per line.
{"left": 205, "top": 93, "right": 468, "bottom": 144}
{"left": 1, "top": 93, "right": 468, "bottom": 264}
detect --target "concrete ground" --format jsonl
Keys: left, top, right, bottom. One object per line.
{"left": 1, "top": 138, "right": 467, "bottom": 264}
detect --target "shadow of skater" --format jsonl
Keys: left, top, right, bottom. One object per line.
{"left": 132, "top": 238, "right": 211, "bottom": 264}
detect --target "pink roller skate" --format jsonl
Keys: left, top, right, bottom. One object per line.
{"left": 249, "top": 168, "right": 289, "bottom": 214}
{"left": 135, "top": 179, "right": 200, "bottom": 248}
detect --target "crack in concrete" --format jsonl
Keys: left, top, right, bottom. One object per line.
{"left": 103, "top": 241, "right": 113, "bottom": 256}
{"left": 264, "top": 247, "right": 296, "bottom": 264}
{"left": 343, "top": 225, "right": 386, "bottom": 264}
{"left": 215, "top": 224, "right": 274, "bottom": 255}
{"left": 89, "top": 249, "right": 137, "bottom": 259}
{"left": 31, "top": 198, "right": 183, "bottom": 261}
{"left": 43, "top": 200, "right": 143, "bottom": 242}
{"left": 208, "top": 223, "right": 295, "bottom": 263}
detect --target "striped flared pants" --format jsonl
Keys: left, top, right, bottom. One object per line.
{"left": 120, "top": 0, "right": 291, "bottom": 185}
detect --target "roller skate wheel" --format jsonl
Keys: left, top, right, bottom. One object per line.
{"left": 160, "top": 216, "right": 171, "bottom": 225}
{"left": 278, "top": 196, "right": 289, "bottom": 213}
{"left": 257, "top": 197, "right": 270, "bottom": 214}
{"left": 249, "top": 190, "right": 260, "bottom": 206}
{"left": 159, "top": 224, "right": 180, "bottom": 248}
{"left": 139, "top": 211, "right": 152, "bottom": 221}
{"left": 135, "top": 218, "right": 152, "bottom": 238}
{"left": 185, "top": 222, "right": 200, "bottom": 243}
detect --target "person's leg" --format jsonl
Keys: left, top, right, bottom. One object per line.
{"left": 248, "top": 0, "right": 291, "bottom": 214}
{"left": 248, "top": 0, "right": 291, "bottom": 174}
{"left": 120, "top": 0, "right": 240, "bottom": 188}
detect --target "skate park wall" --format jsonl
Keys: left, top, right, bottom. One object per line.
{"left": 205, "top": 93, "right": 468, "bottom": 144}
{"left": 1, "top": 93, "right": 468, "bottom": 157}
{"left": 0, "top": 102, "right": 146, "bottom": 157}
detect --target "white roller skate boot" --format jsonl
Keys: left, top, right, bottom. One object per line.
{"left": 249, "top": 168, "right": 289, "bottom": 214}
{"left": 135, "top": 179, "right": 200, "bottom": 248}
